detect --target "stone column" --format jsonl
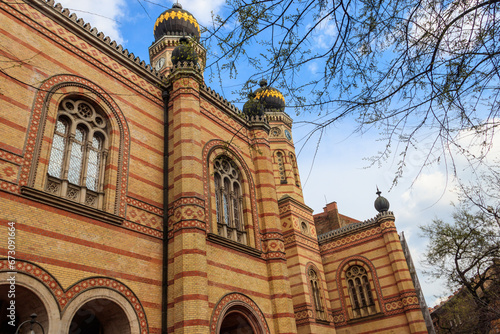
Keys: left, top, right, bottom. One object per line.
{"left": 248, "top": 120, "right": 298, "bottom": 333}
{"left": 166, "top": 65, "right": 210, "bottom": 334}
{"left": 379, "top": 213, "right": 428, "bottom": 333}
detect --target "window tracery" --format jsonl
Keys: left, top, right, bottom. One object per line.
{"left": 46, "top": 98, "right": 108, "bottom": 209}
{"left": 308, "top": 268, "right": 326, "bottom": 320}
{"left": 346, "top": 265, "right": 376, "bottom": 318}
{"left": 214, "top": 156, "right": 246, "bottom": 244}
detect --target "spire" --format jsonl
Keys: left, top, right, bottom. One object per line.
{"left": 374, "top": 187, "right": 390, "bottom": 212}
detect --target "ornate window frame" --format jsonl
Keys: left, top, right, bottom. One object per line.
{"left": 338, "top": 258, "right": 382, "bottom": 321}
{"left": 19, "top": 75, "right": 130, "bottom": 224}
{"left": 307, "top": 266, "right": 327, "bottom": 321}
{"left": 275, "top": 150, "right": 287, "bottom": 184}
{"left": 300, "top": 221, "right": 310, "bottom": 235}
{"left": 289, "top": 152, "right": 300, "bottom": 187}
{"left": 45, "top": 98, "right": 109, "bottom": 209}
{"left": 213, "top": 156, "right": 246, "bottom": 244}
{"left": 346, "top": 265, "right": 377, "bottom": 318}
{"left": 203, "top": 140, "right": 261, "bottom": 254}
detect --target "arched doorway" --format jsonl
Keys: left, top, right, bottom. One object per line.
{"left": 68, "top": 298, "right": 131, "bottom": 334}
{"left": 0, "top": 285, "right": 49, "bottom": 334}
{"left": 220, "top": 310, "right": 257, "bottom": 334}
{"left": 212, "top": 293, "right": 270, "bottom": 334}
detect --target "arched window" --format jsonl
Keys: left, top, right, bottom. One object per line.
{"left": 46, "top": 98, "right": 108, "bottom": 208}
{"left": 214, "top": 156, "right": 246, "bottom": 244}
{"left": 276, "top": 151, "right": 287, "bottom": 184}
{"left": 289, "top": 153, "right": 300, "bottom": 187}
{"left": 308, "top": 268, "right": 326, "bottom": 320}
{"left": 346, "top": 265, "right": 376, "bottom": 318}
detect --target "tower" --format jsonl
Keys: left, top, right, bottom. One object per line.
{"left": 244, "top": 80, "right": 332, "bottom": 332}
{"left": 244, "top": 79, "right": 304, "bottom": 201}
{"left": 149, "top": 3, "right": 205, "bottom": 75}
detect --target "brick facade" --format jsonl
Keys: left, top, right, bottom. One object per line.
{"left": 0, "top": 0, "right": 428, "bottom": 333}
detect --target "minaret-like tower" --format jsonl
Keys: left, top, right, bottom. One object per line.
{"left": 244, "top": 80, "right": 333, "bottom": 332}
{"left": 248, "top": 79, "right": 304, "bottom": 202}
{"left": 149, "top": 3, "right": 205, "bottom": 76}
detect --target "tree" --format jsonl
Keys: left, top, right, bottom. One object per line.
{"left": 421, "top": 204, "right": 500, "bottom": 333}
{"left": 459, "top": 164, "right": 500, "bottom": 229}
{"left": 431, "top": 289, "right": 484, "bottom": 333}
{"left": 205, "top": 0, "right": 500, "bottom": 182}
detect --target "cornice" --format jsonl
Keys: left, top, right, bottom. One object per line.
{"left": 266, "top": 111, "right": 293, "bottom": 127}
{"left": 25, "top": 0, "right": 165, "bottom": 85}
{"left": 318, "top": 211, "right": 395, "bottom": 243}
{"left": 278, "top": 195, "right": 314, "bottom": 214}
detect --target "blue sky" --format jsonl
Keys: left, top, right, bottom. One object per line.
{"left": 53, "top": 0, "right": 500, "bottom": 307}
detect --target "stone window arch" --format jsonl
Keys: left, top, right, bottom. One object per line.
{"left": 308, "top": 268, "right": 326, "bottom": 320}
{"left": 346, "top": 265, "right": 377, "bottom": 318}
{"left": 46, "top": 97, "right": 108, "bottom": 208}
{"left": 214, "top": 156, "right": 246, "bottom": 244}
{"left": 20, "top": 76, "right": 129, "bottom": 222}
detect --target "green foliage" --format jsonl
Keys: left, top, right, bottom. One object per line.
{"left": 421, "top": 203, "right": 500, "bottom": 333}
{"left": 433, "top": 291, "right": 483, "bottom": 333}
{"left": 421, "top": 206, "right": 499, "bottom": 292}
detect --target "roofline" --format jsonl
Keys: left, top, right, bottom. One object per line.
{"left": 29, "top": 0, "right": 166, "bottom": 85}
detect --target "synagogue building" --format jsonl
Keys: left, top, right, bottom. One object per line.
{"left": 0, "top": 1, "right": 430, "bottom": 333}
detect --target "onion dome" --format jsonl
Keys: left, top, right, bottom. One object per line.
{"left": 153, "top": 3, "right": 200, "bottom": 42}
{"left": 242, "top": 92, "right": 264, "bottom": 116}
{"left": 374, "top": 188, "right": 390, "bottom": 213}
{"left": 171, "top": 36, "right": 197, "bottom": 65}
{"left": 254, "top": 79, "right": 285, "bottom": 111}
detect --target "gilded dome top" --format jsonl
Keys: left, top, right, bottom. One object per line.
{"left": 254, "top": 79, "right": 285, "bottom": 111}
{"left": 154, "top": 3, "right": 200, "bottom": 41}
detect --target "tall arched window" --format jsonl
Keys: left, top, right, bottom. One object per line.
{"left": 46, "top": 98, "right": 108, "bottom": 208}
{"left": 308, "top": 268, "right": 326, "bottom": 320}
{"left": 289, "top": 153, "right": 300, "bottom": 187}
{"left": 346, "top": 265, "right": 376, "bottom": 318}
{"left": 214, "top": 156, "right": 246, "bottom": 244}
{"left": 276, "top": 151, "right": 287, "bottom": 184}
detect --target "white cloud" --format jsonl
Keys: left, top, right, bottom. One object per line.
{"left": 56, "top": 0, "right": 127, "bottom": 44}
{"left": 180, "top": 0, "right": 226, "bottom": 27}
{"left": 305, "top": 13, "right": 337, "bottom": 50}
{"left": 307, "top": 62, "right": 319, "bottom": 74}
{"left": 400, "top": 171, "right": 457, "bottom": 209}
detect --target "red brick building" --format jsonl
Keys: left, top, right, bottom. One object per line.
{"left": 0, "top": 1, "right": 428, "bottom": 333}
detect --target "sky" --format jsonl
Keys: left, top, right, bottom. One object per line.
{"left": 53, "top": 0, "right": 499, "bottom": 308}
